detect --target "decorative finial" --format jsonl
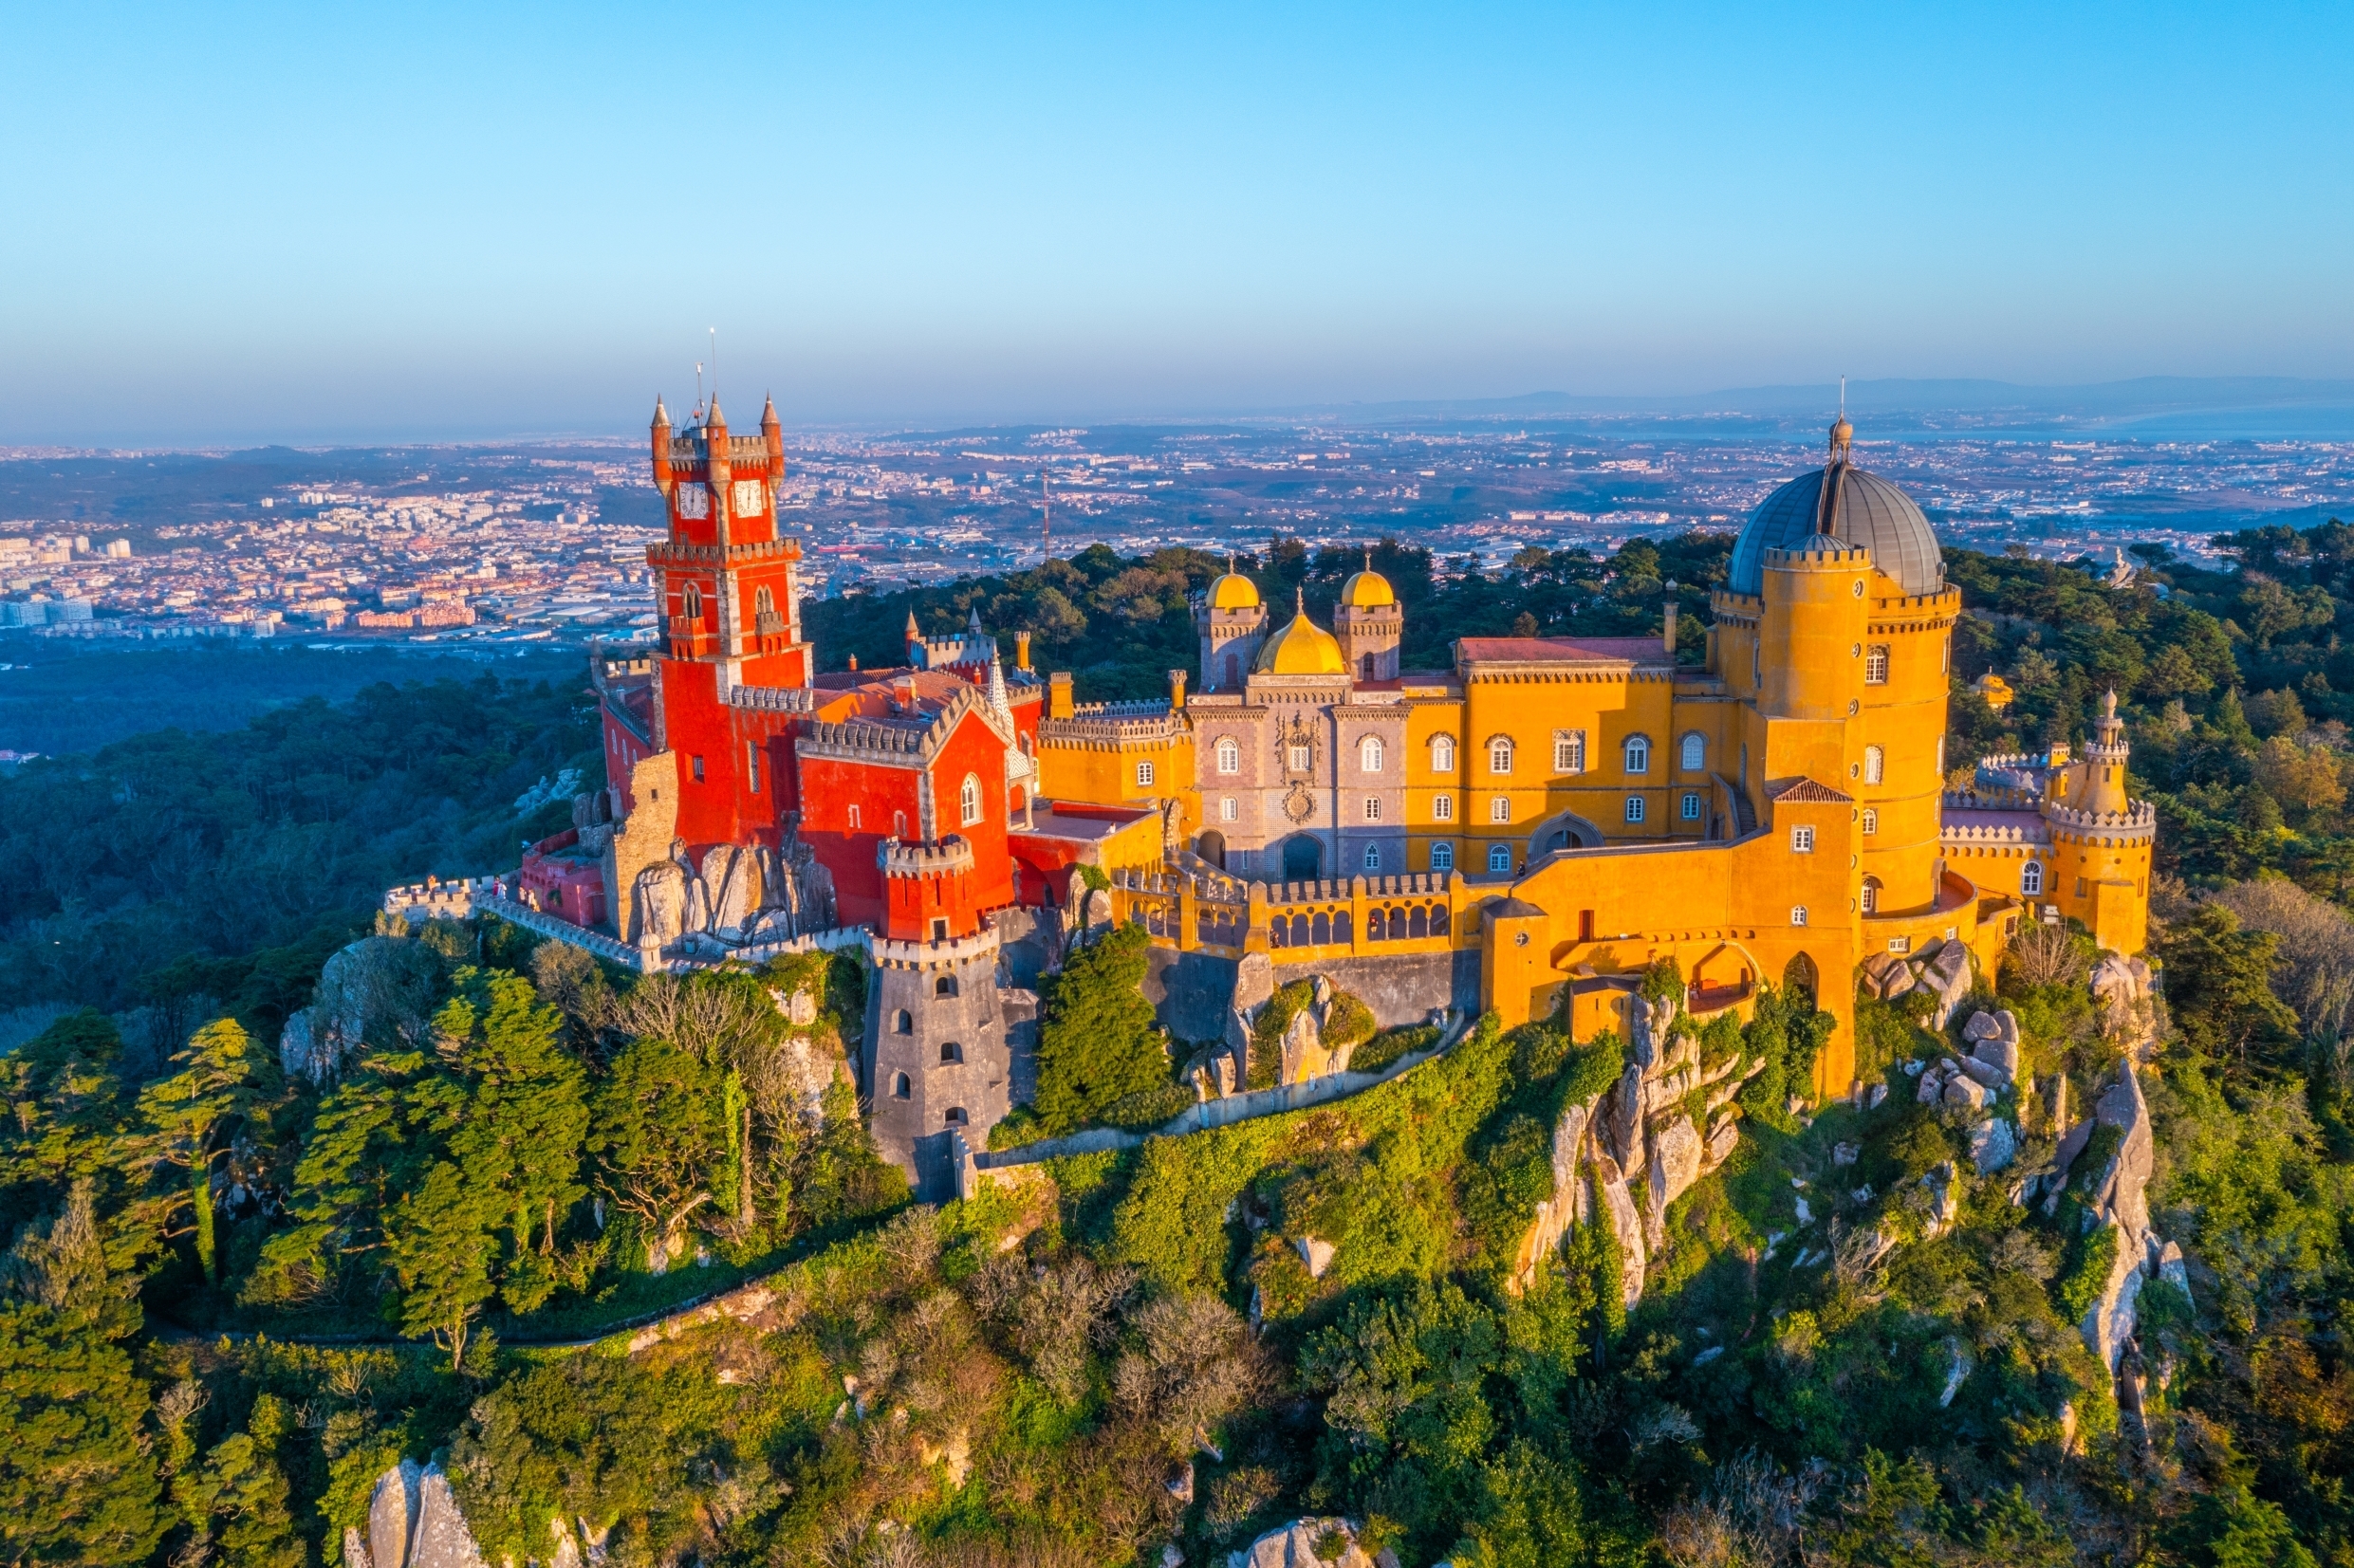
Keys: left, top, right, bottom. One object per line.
{"left": 1295, "top": 587, "right": 1306, "bottom": 616}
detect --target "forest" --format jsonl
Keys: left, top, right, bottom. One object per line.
{"left": 3, "top": 521, "right": 2353, "bottom": 1566}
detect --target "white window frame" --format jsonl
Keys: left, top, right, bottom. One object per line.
{"left": 1624, "top": 735, "right": 1650, "bottom": 774}
{"left": 1219, "top": 796, "right": 1237, "bottom": 822}
{"left": 1288, "top": 743, "right": 1311, "bottom": 772}
{"left": 1432, "top": 735, "right": 1456, "bottom": 773}
{"left": 1554, "top": 729, "right": 1586, "bottom": 773}
{"left": 1362, "top": 797, "right": 1381, "bottom": 822}
{"left": 1679, "top": 733, "right": 1705, "bottom": 771}
{"left": 1625, "top": 795, "right": 1645, "bottom": 823}
{"left": 1489, "top": 736, "right": 1514, "bottom": 775}
{"left": 1216, "top": 737, "right": 1239, "bottom": 774}
{"left": 959, "top": 773, "right": 983, "bottom": 825}
{"left": 1432, "top": 793, "right": 1455, "bottom": 821}
{"left": 1789, "top": 824, "right": 1814, "bottom": 853}
{"left": 1136, "top": 760, "right": 1155, "bottom": 788}
{"left": 1489, "top": 796, "right": 1511, "bottom": 823}
{"left": 1360, "top": 736, "right": 1384, "bottom": 773}
{"left": 1862, "top": 807, "right": 1879, "bottom": 835}
{"left": 1864, "top": 645, "right": 1890, "bottom": 685}
{"left": 2022, "top": 860, "right": 2044, "bottom": 896}
{"left": 1862, "top": 878, "right": 1880, "bottom": 914}
{"left": 1863, "top": 745, "right": 1884, "bottom": 784}
{"left": 1790, "top": 905, "right": 1808, "bottom": 927}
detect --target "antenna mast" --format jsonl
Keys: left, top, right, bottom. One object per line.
{"left": 709, "top": 327, "right": 717, "bottom": 409}
{"left": 1041, "top": 466, "right": 1052, "bottom": 559}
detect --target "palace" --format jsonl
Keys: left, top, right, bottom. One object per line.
{"left": 491, "top": 402, "right": 2154, "bottom": 1198}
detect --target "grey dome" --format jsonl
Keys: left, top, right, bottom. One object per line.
{"left": 1727, "top": 464, "right": 1944, "bottom": 598}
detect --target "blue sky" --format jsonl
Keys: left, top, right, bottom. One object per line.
{"left": 3, "top": 2, "right": 2350, "bottom": 444}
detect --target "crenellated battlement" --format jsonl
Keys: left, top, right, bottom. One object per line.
{"left": 881, "top": 835, "right": 976, "bottom": 876}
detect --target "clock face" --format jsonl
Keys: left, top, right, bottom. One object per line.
{"left": 732, "top": 479, "right": 766, "bottom": 516}
{"left": 675, "top": 483, "right": 710, "bottom": 520}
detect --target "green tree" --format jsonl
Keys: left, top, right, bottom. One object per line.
{"left": 0, "top": 1181, "right": 165, "bottom": 1567}
{"left": 1034, "top": 923, "right": 1170, "bottom": 1134}
{"left": 172, "top": 1393, "right": 305, "bottom": 1568}
{"left": 386, "top": 1159, "right": 497, "bottom": 1369}
{"left": 2160, "top": 904, "right": 2302, "bottom": 1079}
{"left": 587, "top": 1036, "right": 726, "bottom": 1271}
{"left": 137, "top": 1016, "right": 274, "bottom": 1286}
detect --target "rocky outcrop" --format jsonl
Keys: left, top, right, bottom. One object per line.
{"left": 1912, "top": 940, "right": 1974, "bottom": 1027}
{"left": 280, "top": 936, "right": 441, "bottom": 1083}
{"left": 1592, "top": 1154, "right": 1647, "bottom": 1308}
{"left": 2079, "top": 1063, "right": 2166, "bottom": 1372}
{"left": 2090, "top": 952, "right": 2158, "bottom": 1056}
{"left": 359, "top": 1461, "right": 484, "bottom": 1568}
{"left": 1228, "top": 1517, "right": 1389, "bottom": 1568}
{"left": 1645, "top": 1116, "right": 1704, "bottom": 1251}
{"left": 1511, "top": 1099, "right": 1594, "bottom": 1291}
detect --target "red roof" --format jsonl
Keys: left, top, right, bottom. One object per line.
{"left": 1768, "top": 777, "right": 1854, "bottom": 804}
{"left": 1455, "top": 636, "right": 1669, "bottom": 664}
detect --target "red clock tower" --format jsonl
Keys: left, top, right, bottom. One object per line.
{"left": 650, "top": 395, "right": 809, "bottom": 689}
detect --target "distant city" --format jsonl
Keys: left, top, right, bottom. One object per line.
{"left": 5, "top": 417, "right": 2352, "bottom": 651}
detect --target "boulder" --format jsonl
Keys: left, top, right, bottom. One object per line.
{"left": 1279, "top": 1006, "right": 1331, "bottom": 1085}
{"left": 1963, "top": 1010, "right": 1999, "bottom": 1042}
{"left": 1604, "top": 1061, "right": 1646, "bottom": 1177}
{"left": 1168, "top": 1462, "right": 1196, "bottom": 1503}
{"left": 1645, "top": 1116, "right": 1704, "bottom": 1249}
{"left": 1083, "top": 886, "right": 1114, "bottom": 930}
{"left": 1228, "top": 1518, "right": 1381, "bottom": 1568}
{"left": 2090, "top": 1066, "right": 2155, "bottom": 1245}
{"left": 1922, "top": 1161, "right": 1959, "bottom": 1237}
{"left": 1295, "top": 1235, "right": 1336, "bottom": 1280}
{"left": 1959, "top": 1055, "right": 2011, "bottom": 1092}
{"left": 2082, "top": 1219, "right": 2145, "bottom": 1371}
{"left": 1942, "top": 1075, "right": 1989, "bottom": 1112}
{"left": 368, "top": 1459, "right": 422, "bottom": 1568}
{"left": 1867, "top": 1082, "right": 1888, "bottom": 1110}
{"left": 1968, "top": 1116, "right": 2019, "bottom": 1174}
{"left": 1702, "top": 1112, "right": 1741, "bottom": 1171}
{"left": 409, "top": 1463, "right": 487, "bottom": 1568}
{"left": 2157, "top": 1240, "right": 2192, "bottom": 1304}
{"left": 1937, "top": 1337, "right": 1972, "bottom": 1409}
{"left": 1971, "top": 1033, "right": 2021, "bottom": 1079}
{"left": 547, "top": 1519, "right": 584, "bottom": 1568}
{"left": 345, "top": 1529, "right": 374, "bottom": 1568}
{"left": 1915, "top": 943, "right": 1973, "bottom": 1028}
{"left": 1591, "top": 1154, "right": 1647, "bottom": 1308}
{"left": 1917, "top": 1069, "right": 1945, "bottom": 1106}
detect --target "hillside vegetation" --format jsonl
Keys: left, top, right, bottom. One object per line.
{"left": 3, "top": 525, "right": 2353, "bottom": 1566}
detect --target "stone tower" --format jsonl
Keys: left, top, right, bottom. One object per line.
{"left": 1196, "top": 564, "right": 1268, "bottom": 692}
{"left": 1332, "top": 554, "right": 1402, "bottom": 682}
{"left": 862, "top": 836, "right": 1011, "bottom": 1200}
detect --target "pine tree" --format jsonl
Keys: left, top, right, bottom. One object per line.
{"left": 0, "top": 1182, "right": 166, "bottom": 1567}
{"left": 587, "top": 1036, "right": 727, "bottom": 1271}
{"left": 173, "top": 1394, "right": 305, "bottom": 1568}
{"left": 386, "top": 1158, "right": 497, "bottom": 1370}
{"left": 137, "top": 1017, "right": 273, "bottom": 1286}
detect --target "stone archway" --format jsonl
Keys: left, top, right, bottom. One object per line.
{"left": 1528, "top": 809, "right": 1605, "bottom": 859}
{"left": 1783, "top": 951, "right": 1819, "bottom": 1005}
{"left": 1279, "top": 834, "right": 1324, "bottom": 880}
{"left": 1196, "top": 829, "right": 1227, "bottom": 869}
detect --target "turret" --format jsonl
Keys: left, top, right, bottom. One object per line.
{"left": 2082, "top": 689, "right": 2131, "bottom": 815}
{"left": 761, "top": 395, "right": 783, "bottom": 468}
{"left": 905, "top": 608, "right": 922, "bottom": 665}
{"left": 650, "top": 398, "right": 673, "bottom": 499}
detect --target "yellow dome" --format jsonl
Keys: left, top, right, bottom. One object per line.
{"left": 1252, "top": 594, "right": 1348, "bottom": 675}
{"left": 1209, "top": 571, "right": 1262, "bottom": 611}
{"left": 1341, "top": 567, "right": 1396, "bottom": 609}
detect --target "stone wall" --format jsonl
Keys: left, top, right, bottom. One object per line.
{"left": 1142, "top": 947, "right": 1242, "bottom": 1042}
{"left": 1273, "top": 948, "right": 1474, "bottom": 1028}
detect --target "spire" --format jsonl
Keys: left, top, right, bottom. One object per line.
{"left": 968, "top": 605, "right": 984, "bottom": 635}
{"left": 652, "top": 396, "right": 669, "bottom": 428}
{"left": 905, "top": 608, "right": 921, "bottom": 638}
{"left": 707, "top": 397, "right": 726, "bottom": 432}
{"left": 986, "top": 650, "right": 1011, "bottom": 721}
{"left": 761, "top": 394, "right": 779, "bottom": 430}
{"left": 1295, "top": 586, "right": 1306, "bottom": 617}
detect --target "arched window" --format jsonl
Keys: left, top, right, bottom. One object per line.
{"left": 1433, "top": 794, "right": 1455, "bottom": 821}
{"left": 959, "top": 773, "right": 983, "bottom": 825}
{"left": 1490, "top": 797, "right": 1511, "bottom": 823}
{"left": 1216, "top": 738, "right": 1240, "bottom": 774}
{"left": 893, "top": 1009, "right": 913, "bottom": 1035}
{"left": 1554, "top": 730, "right": 1585, "bottom": 773}
{"left": 1679, "top": 733, "right": 1705, "bottom": 771}
{"left": 2022, "top": 860, "right": 2045, "bottom": 896}
{"left": 1862, "top": 876, "right": 1882, "bottom": 914}
{"left": 1430, "top": 842, "right": 1455, "bottom": 871}
{"left": 935, "top": 974, "right": 958, "bottom": 999}
{"left": 1363, "top": 843, "right": 1381, "bottom": 870}
{"left": 680, "top": 581, "right": 703, "bottom": 620}
{"left": 1433, "top": 735, "right": 1456, "bottom": 772}
{"left": 1361, "top": 736, "right": 1384, "bottom": 773}
{"left": 1624, "top": 735, "right": 1651, "bottom": 774}
{"left": 939, "top": 1042, "right": 963, "bottom": 1063}
{"left": 944, "top": 1106, "right": 967, "bottom": 1126}
{"left": 1488, "top": 844, "right": 1512, "bottom": 872}
{"left": 1863, "top": 745, "right": 1884, "bottom": 784}
{"left": 1862, "top": 808, "right": 1879, "bottom": 835}
{"left": 892, "top": 1072, "right": 912, "bottom": 1098}
{"left": 1488, "top": 736, "right": 1513, "bottom": 775}
{"left": 1865, "top": 645, "right": 1890, "bottom": 685}
{"left": 1681, "top": 791, "right": 1702, "bottom": 821}
{"left": 753, "top": 584, "right": 774, "bottom": 616}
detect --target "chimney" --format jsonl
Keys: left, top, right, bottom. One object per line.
{"left": 1048, "top": 671, "right": 1074, "bottom": 720}
{"left": 894, "top": 674, "right": 918, "bottom": 710}
{"left": 1015, "top": 630, "right": 1031, "bottom": 671}
{"left": 847, "top": 654, "right": 859, "bottom": 672}
{"left": 1661, "top": 580, "right": 1678, "bottom": 657}
{"left": 1169, "top": 669, "right": 1188, "bottom": 710}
